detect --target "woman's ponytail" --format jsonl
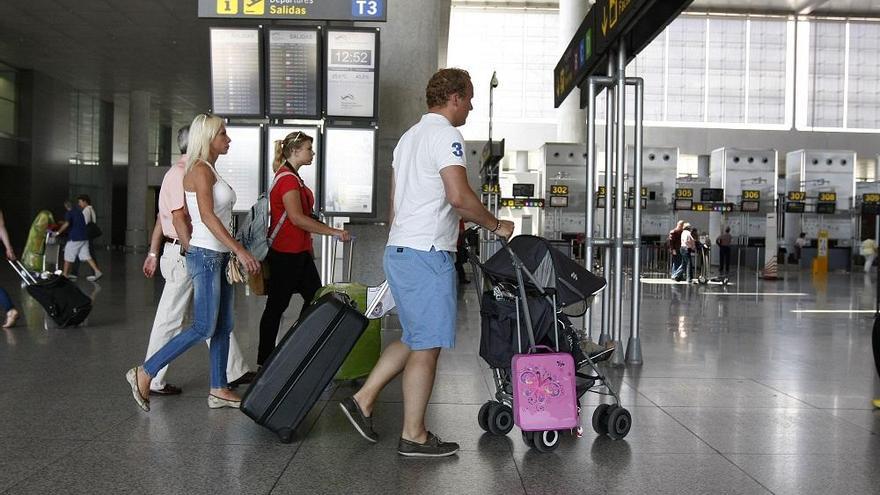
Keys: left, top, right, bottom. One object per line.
{"left": 272, "top": 139, "right": 285, "bottom": 172}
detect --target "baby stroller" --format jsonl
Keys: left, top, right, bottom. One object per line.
{"left": 467, "top": 233, "right": 633, "bottom": 452}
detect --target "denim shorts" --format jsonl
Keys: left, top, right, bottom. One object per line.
{"left": 384, "top": 246, "right": 457, "bottom": 350}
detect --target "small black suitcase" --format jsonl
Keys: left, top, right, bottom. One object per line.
{"left": 8, "top": 260, "right": 92, "bottom": 327}
{"left": 241, "top": 291, "right": 369, "bottom": 443}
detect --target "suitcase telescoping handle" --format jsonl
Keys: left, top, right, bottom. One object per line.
{"left": 8, "top": 259, "right": 39, "bottom": 286}
{"left": 528, "top": 345, "right": 555, "bottom": 354}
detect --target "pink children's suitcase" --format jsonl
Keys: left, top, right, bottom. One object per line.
{"left": 511, "top": 346, "right": 579, "bottom": 432}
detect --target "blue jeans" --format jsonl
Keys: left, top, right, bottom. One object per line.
{"left": 144, "top": 246, "right": 234, "bottom": 389}
{"left": 0, "top": 287, "right": 14, "bottom": 312}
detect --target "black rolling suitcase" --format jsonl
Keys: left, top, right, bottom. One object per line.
{"left": 8, "top": 259, "right": 92, "bottom": 327}
{"left": 241, "top": 291, "right": 369, "bottom": 443}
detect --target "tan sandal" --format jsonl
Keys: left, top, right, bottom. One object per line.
{"left": 2, "top": 309, "right": 19, "bottom": 328}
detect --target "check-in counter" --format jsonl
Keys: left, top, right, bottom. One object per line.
{"left": 799, "top": 247, "right": 852, "bottom": 271}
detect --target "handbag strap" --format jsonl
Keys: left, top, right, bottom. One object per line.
{"left": 267, "top": 171, "right": 295, "bottom": 246}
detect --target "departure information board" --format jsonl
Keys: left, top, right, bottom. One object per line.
{"left": 323, "top": 126, "right": 376, "bottom": 215}
{"left": 267, "top": 28, "right": 320, "bottom": 118}
{"left": 325, "top": 28, "right": 379, "bottom": 119}
{"left": 210, "top": 28, "right": 262, "bottom": 116}
{"left": 266, "top": 126, "right": 320, "bottom": 202}
{"left": 215, "top": 126, "right": 262, "bottom": 212}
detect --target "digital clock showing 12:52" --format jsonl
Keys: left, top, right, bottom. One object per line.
{"left": 331, "top": 49, "right": 372, "bottom": 66}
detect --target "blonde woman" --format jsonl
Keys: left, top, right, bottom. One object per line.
{"left": 257, "top": 131, "right": 350, "bottom": 367}
{"left": 125, "top": 114, "right": 260, "bottom": 411}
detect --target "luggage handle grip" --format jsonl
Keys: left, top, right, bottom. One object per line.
{"left": 528, "top": 345, "right": 555, "bottom": 354}
{"left": 8, "top": 259, "right": 39, "bottom": 285}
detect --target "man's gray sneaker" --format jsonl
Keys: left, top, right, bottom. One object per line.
{"left": 397, "top": 432, "right": 459, "bottom": 457}
{"left": 339, "top": 396, "right": 378, "bottom": 443}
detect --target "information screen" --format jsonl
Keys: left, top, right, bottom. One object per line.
{"left": 267, "top": 28, "right": 320, "bottom": 118}
{"left": 787, "top": 191, "right": 806, "bottom": 201}
{"left": 325, "top": 29, "right": 378, "bottom": 119}
{"left": 266, "top": 126, "right": 320, "bottom": 200}
{"left": 323, "top": 126, "right": 376, "bottom": 215}
{"left": 785, "top": 202, "right": 805, "bottom": 213}
{"left": 512, "top": 183, "right": 535, "bottom": 197}
{"left": 674, "top": 199, "right": 693, "bottom": 211}
{"left": 549, "top": 196, "right": 569, "bottom": 207}
{"left": 701, "top": 188, "right": 724, "bottom": 202}
{"left": 214, "top": 126, "right": 261, "bottom": 212}
{"left": 675, "top": 188, "right": 693, "bottom": 199}
{"left": 210, "top": 28, "right": 262, "bottom": 116}
{"left": 816, "top": 202, "right": 836, "bottom": 214}
{"left": 741, "top": 200, "right": 760, "bottom": 212}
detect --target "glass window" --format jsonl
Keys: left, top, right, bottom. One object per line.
{"left": 748, "top": 19, "right": 788, "bottom": 124}
{"left": 0, "top": 99, "right": 14, "bottom": 136}
{"left": 847, "top": 22, "right": 880, "bottom": 129}
{"left": 666, "top": 17, "right": 707, "bottom": 122}
{"left": 706, "top": 17, "right": 746, "bottom": 123}
{"left": 806, "top": 21, "right": 846, "bottom": 128}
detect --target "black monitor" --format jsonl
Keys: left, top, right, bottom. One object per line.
{"left": 741, "top": 200, "right": 760, "bottom": 212}
{"left": 816, "top": 202, "right": 836, "bottom": 214}
{"left": 785, "top": 202, "right": 805, "bottom": 213}
{"left": 512, "top": 183, "right": 535, "bottom": 197}
{"left": 674, "top": 199, "right": 693, "bottom": 211}
{"left": 549, "top": 196, "right": 569, "bottom": 207}
{"left": 701, "top": 188, "right": 724, "bottom": 202}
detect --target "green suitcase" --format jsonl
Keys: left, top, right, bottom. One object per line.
{"left": 315, "top": 283, "right": 381, "bottom": 380}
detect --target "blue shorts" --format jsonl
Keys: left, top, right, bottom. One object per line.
{"left": 384, "top": 246, "right": 457, "bottom": 350}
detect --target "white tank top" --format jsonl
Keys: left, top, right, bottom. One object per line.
{"left": 185, "top": 161, "right": 236, "bottom": 253}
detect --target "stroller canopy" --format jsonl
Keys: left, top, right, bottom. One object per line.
{"left": 482, "top": 235, "right": 606, "bottom": 309}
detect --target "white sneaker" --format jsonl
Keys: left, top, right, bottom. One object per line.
{"left": 86, "top": 271, "right": 103, "bottom": 282}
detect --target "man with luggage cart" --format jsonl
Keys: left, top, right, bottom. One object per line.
{"left": 339, "top": 68, "right": 514, "bottom": 457}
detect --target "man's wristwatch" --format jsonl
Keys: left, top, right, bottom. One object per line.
{"left": 148, "top": 252, "right": 158, "bottom": 258}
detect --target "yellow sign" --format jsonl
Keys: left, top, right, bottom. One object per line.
{"left": 742, "top": 190, "right": 760, "bottom": 200}
{"left": 550, "top": 185, "right": 569, "bottom": 196}
{"left": 818, "top": 192, "right": 837, "bottom": 202}
{"left": 675, "top": 188, "right": 693, "bottom": 199}
{"left": 482, "top": 184, "right": 500, "bottom": 194}
{"left": 217, "top": 0, "right": 238, "bottom": 14}
{"left": 864, "top": 193, "right": 880, "bottom": 204}
{"left": 243, "top": 0, "right": 265, "bottom": 15}
{"left": 787, "top": 191, "right": 806, "bottom": 201}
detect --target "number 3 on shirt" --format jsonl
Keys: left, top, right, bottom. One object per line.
{"left": 451, "top": 142, "right": 463, "bottom": 157}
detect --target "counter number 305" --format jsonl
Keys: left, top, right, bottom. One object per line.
{"left": 353, "top": 0, "right": 384, "bottom": 17}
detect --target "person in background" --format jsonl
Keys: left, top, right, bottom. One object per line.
{"left": 860, "top": 236, "right": 877, "bottom": 273}
{"left": 71, "top": 194, "right": 98, "bottom": 278}
{"left": 716, "top": 227, "right": 732, "bottom": 274}
{"left": 794, "top": 232, "right": 807, "bottom": 264}
{"left": 141, "top": 124, "right": 255, "bottom": 396}
{"left": 678, "top": 223, "right": 694, "bottom": 282}
{"left": 54, "top": 200, "right": 102, "bottom": 281}
{"left": 256, "top": 130, "right": 351, "bottom": 369}
{"left": 339, "top": 68, "right": 514, "bottom": 457}
{"left": 126, "top": 114, "right": 260, "bottom": 412}
{"left": 668, "top": 220, "right": 684, "bottom": 280}
{"left": 0, "top": 209, "right": 20, "bottom": 328}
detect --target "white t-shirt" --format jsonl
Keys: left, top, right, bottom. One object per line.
{"left": 81, "top": 205, "right": 96, "bottom": 224}
{"left": 387, "top": 113, "right": 467, "bottom": 252}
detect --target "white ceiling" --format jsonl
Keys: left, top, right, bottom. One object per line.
{"left": 0, "top": 0, "right": 878, "bottom": 120}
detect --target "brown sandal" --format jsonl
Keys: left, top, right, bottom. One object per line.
{"left": 125, "top": 366, "right": 150, "bottom": 412}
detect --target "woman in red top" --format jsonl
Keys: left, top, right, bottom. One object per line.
{"left": 257, "top": 131, "right": 351, "bottom": 367}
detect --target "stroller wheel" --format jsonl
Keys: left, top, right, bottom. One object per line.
{"left": 592, "top": 404, "right": 612, "bottom": 435}
{"left": 533, "top": 430, "right": 560, "bottom": 453}
{"left": 522, "top": 431, "right": 535, "bottom": 448}
{"left": 605, "top": 407, "right": 632, "bottom": 440}
{"left": 477, "top": 401, "right": 493, "bottom": 432}
{"left": 487, "top": 403, "right": 514, "bottom": 436}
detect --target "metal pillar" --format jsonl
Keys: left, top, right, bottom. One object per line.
{"left": 599, "top": 55, "right": 615, "bottom": 347}
{"left": 626, "top": 78, "right": 645, "bottom": 365}
{"left": 610, "top": 41, "right": 627, "bottom": 367}
{"left": 585, "top": 81, "right": 597, "bottom": 339}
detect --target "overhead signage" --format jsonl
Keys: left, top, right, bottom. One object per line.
{"left": 482, "top": 183, "right": 500, "bottom": 194}
{"left": 692, "top": 202, "right": 734, "bottom": 213}
{"left": 267, "top": 27, "right": 321, "bottom": 118}
{"left": 210, "top": 28, "right": 263, "bottom": 116}
{"left": 673, "top": 198, "right": 692, "bottom": 211}
{"left": 818, "top": 192, "right": 837, "bottom": 202}
{"left": 501, "top": 198, "right": 545, "bottom": 209}
{"left": 594, "top": 0, "right": 649, "bottom": 56}
{"left": 553, "top": 9, "right": 596, "bottom": 108}
{"left": 549, "top": 196, "right": 569, "bottom": 208}
{"left": 675, "top": 188, "right": 693, "bottom": 199}
{"left": 512, "top": 183, "right": 535, "bottom": 197}
{"left": 550, "top": 185, "right": 569, "bottom": 196}
{"left": 628, "top": 186, "right": 648, "bottom": 197}
{"left": 325, "top": 28, "right": 379, "bottom": 119}
{"left": 787, "top": 191, "right": 806, "bottom": 201}
{"left": 742, "top": 190, "right": 761, "bottom": 201}
{"left": 199, "top": 0, "right": 387, "bottom": 21}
